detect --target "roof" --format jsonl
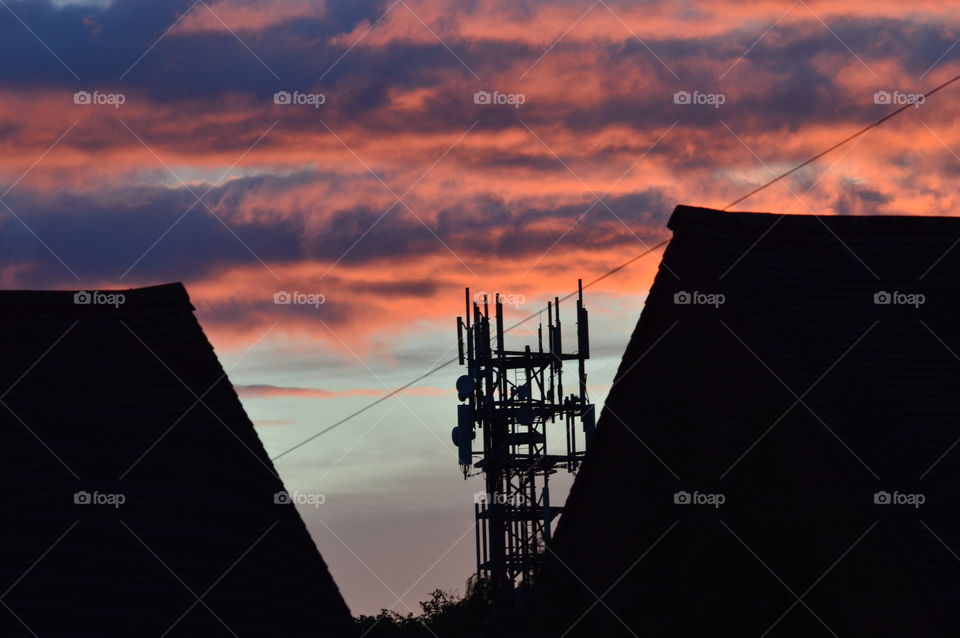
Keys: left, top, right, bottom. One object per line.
{"left": 533, "top": 206, "right": 960, "bottom": 636}
{"left": 0, "top": 283, "right": 356, "bottom": 637}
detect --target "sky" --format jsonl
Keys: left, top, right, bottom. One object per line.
{"left": 3, "top": 0, "right": 960, "bottom": 617}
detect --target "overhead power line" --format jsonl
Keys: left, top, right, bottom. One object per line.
{"left": 723, "top": 71, "right": 960, "bottom": 211}
{"left": 270, "top": 239, "right": 670, "bottom": 461}
{"left": 273, "top": 71, "right": 960, "bottom": 462}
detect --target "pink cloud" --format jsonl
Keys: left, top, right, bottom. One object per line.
{"left": 236, "top": 383, "right": 450, "bottom": 398}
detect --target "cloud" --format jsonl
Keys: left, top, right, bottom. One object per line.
{"left": 172, "top": 0, "right": 325, "bottom": 34}
{"left": 236, "top": 383, "right": 448, "bottom": 398}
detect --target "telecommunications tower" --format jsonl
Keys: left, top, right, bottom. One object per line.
{"left": 451, "top": 281, "right": 595, "bottom": 608}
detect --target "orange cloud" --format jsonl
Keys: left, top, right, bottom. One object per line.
{"left": 173, "top": 0, "right": 324, "bottom": 34}
{"left": 236, "top": 383, "right": 450, "bottom": 398}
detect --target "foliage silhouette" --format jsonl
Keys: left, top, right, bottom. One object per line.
{"left": 355, "top": 576, "right": 495, "bottom": 637}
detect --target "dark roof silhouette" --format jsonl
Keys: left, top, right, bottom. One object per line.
{"left": 533, "top": 206, "right": 960, "bottom": 636}
{"left": 0, "top": 283, "right": 355, "bottom": 637}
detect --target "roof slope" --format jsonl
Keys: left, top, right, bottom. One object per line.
{"left": 0, "top": 283, "right": 355, "bottom": 637}
{"left": 534, "top": 206, "right": 960, "bottom": 636}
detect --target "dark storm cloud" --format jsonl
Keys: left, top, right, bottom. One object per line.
{"left": 0, "top": 171, "right": 673, "bottom": 287}
{"left": 0, "top": 0, "right": 390, "bottom": 93}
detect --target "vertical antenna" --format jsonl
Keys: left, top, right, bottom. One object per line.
{"left": 495, "top": 293, "right": 504, "bottom": 356}
{"left": 465, "top": 287, "right": 471, "bottom": 330}
{"left": 538, "top": 320, "right": 543, "bottom": 353}
{"left": 554, "top": 296, "right": 562, "bottom": 403}
{"left": 577, "top": 278, "right": 589, "bottom": 399}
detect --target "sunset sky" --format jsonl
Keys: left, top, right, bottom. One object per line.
{"left": 3, "top": 0, "right": 960, "bottom": 616}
